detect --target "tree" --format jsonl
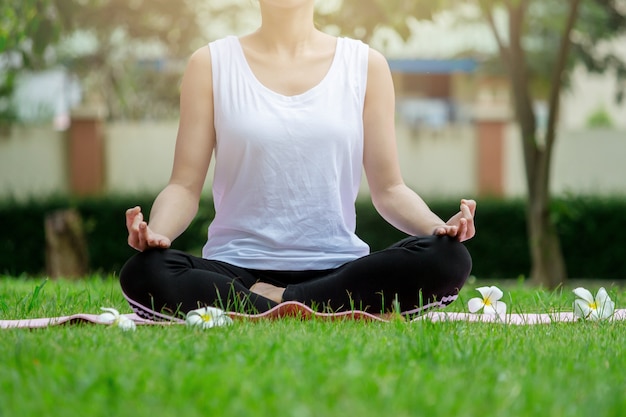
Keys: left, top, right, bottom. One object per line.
{"left": 472, "top": 0, "right": 626, "bottom": 288}
{"left": 2, "top": 0, "right": 206, "bottom": 121}
{"left": 0, "top": 0, "right": 60, "bottom": 127}
{"left": 315, "top": 1, "right": 436, "bottom": 39}
{"left": 477, "top": 0, "right": 625, "bottom": 288}
{"left": 50, "top": 0, "right": 205, "bottom": 120}
{"left": 326, "top": 0, "right": 626, "bottom": 287}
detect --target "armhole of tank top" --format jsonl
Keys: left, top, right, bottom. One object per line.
{"left": 208, "top": 38, "right": 234, "bottom": 100}
{"left": 357, "top": 40, "right": 370, "bottom": 106}
{"left": 208, "top": 41, "right": 218, "bottom": 94}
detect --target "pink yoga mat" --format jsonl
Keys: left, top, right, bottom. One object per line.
{"left": 2, "top": 302, "right": 626, "bottom": 329}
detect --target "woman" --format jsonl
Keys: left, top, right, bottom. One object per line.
{"left": 120, "top": 0, "right": 476, "bottom": 319}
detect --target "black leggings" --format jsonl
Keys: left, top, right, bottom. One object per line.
{"left": 119, "top": 235, "right": 472, "bottom": 319}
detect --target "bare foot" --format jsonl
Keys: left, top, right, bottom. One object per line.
{"left": 249, "top": 282, "right": 285, "bottom": 304}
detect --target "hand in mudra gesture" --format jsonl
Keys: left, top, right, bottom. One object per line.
{"left": 126, "top": 206, "right": 171, "bottom": 251}
{"left": 433, "top": 199, "right": 476, "bottom": 242}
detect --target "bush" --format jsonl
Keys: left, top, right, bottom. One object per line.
{"left": 585, "top": 106, "right": 614, "bottom": 128}
{"left": 1, "top": 195, "right": 625, "bottom": 279}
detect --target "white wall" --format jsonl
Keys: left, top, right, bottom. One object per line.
{"left": 107, "top": 122, "right": 174, "bottom": 194}
{"left": 392, "top": 123, "right": 477, "bottom": 199}
{"left": 552, "top": 130, "right": 626, "bottom": 195}
{"left": 503, "top": 124, "right": 527, "bottom": 197}
{"left": 105, "top": 121, "right": 216, "bottom": 196}
{"left": 0, "top": 126, "right": 68, "bottom": 200}
{"left": 504, "top": 126, "right": 626, "bottom": 197}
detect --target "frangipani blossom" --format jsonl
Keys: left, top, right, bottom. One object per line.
{"left": 186, "top": 307, "right": 233, "bottom": 329}
{"left": 573, "top": 287, "right": 615, "bottom": 321}
{"left": 467, "top": 286, "right": 507, "bottom": 318}
{"left": 98, "top": 307, "right": 136, "bottom": 331}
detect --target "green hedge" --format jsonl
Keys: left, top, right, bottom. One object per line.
{"left": 1, "top": 195, "right": 625, "bottom": 279}
{"left": 356, "top": 199, "right": 531, "bottom": 279}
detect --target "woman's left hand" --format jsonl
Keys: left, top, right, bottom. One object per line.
{"left": 433, "top": 199, "right": 476, "bottom": 242}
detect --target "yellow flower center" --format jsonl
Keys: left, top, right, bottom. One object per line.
{"left": 589, "top": 301, "right": 597, "bottom": 310}
{"left": 200, "top": 313, "right": 213, "bottom": 322}
{"left": 484, "top": 297, "right": 492, "bottom": 306}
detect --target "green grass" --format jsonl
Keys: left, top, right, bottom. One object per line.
{"left": 1, "top": 276, "right": 626, "bottom": 417}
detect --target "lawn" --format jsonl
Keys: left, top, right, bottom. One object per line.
{"left": 1, "top": 276, "right": 625, "bottom": 417}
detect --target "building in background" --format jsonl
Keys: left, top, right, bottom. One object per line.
{"left": 389, "top": 58, "right": 477, "bottom": 133}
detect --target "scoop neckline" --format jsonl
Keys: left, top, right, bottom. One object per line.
{"left": 231, "top": 35, "right": 342, "bottom": 101}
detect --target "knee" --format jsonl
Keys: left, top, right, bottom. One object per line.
{"left": 119, "top": 249, "right": 169, "bottom": 292}
{"left": 433, "top": 236, "right": 472, "bottom": 288}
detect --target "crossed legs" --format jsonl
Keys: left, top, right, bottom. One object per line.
{"left": 119, "top": 235, "right": 471, "bottom": 319}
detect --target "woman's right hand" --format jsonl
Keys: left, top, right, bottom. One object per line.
{"left": 126, "top": 206, "right": 171, "bottom": 252}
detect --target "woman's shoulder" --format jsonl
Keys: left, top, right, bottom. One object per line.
{"left": 188, "top": 44, "right": 212, "bottom": 67}
{"left": 181, "top": 44, "right": 213, "bottom": 85}
{"left": 366, "top": 46, "right": 388, "bottom": 66}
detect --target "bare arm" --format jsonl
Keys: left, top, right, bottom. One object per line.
{"left": 362, "top": 49, "right": 475, "bottom": 241}
{"left": 127, "top": 46, "right": 216, "bottom": 251}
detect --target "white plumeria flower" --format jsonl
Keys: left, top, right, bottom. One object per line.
{"left": 467, "top": 286, "right": 507, "bottom": 318}
{"left": 186, "top": 307, "right": 233, "bottom": 329}
{"left": 98, "top": 307, "right": 136, "bottom": 331}
{"left": 573, "top": 287, "right": 615, "bottom": 321}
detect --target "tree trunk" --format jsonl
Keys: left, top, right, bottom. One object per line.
{"left": 527, "top": 196, "right": 567, "bottom": 288}
{"left": 501, "top": 1, "right": 574, "bottom": 288}
{"left": 525, "top": 0, "right": 580, "bottom": 288}
{"left": 520, "top": 135, "right": 568, "bottom": 288}
{"left": 45, "top": 209, "right": 89, "bottom": 279}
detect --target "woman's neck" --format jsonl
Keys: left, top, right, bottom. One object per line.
{"left": 255, "top": 1, "right": 318, "bottom": 56}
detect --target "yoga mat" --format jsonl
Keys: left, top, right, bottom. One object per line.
{"left": 2, "top": 302, "right": 626, "bottom": 329}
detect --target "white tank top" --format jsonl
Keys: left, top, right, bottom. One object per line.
{"left": 202, "top": 35, "right": 370, "bottom": 270}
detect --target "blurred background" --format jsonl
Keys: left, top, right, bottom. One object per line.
{"left": 1, "top": 0, "right": 625, "bottom": 286}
